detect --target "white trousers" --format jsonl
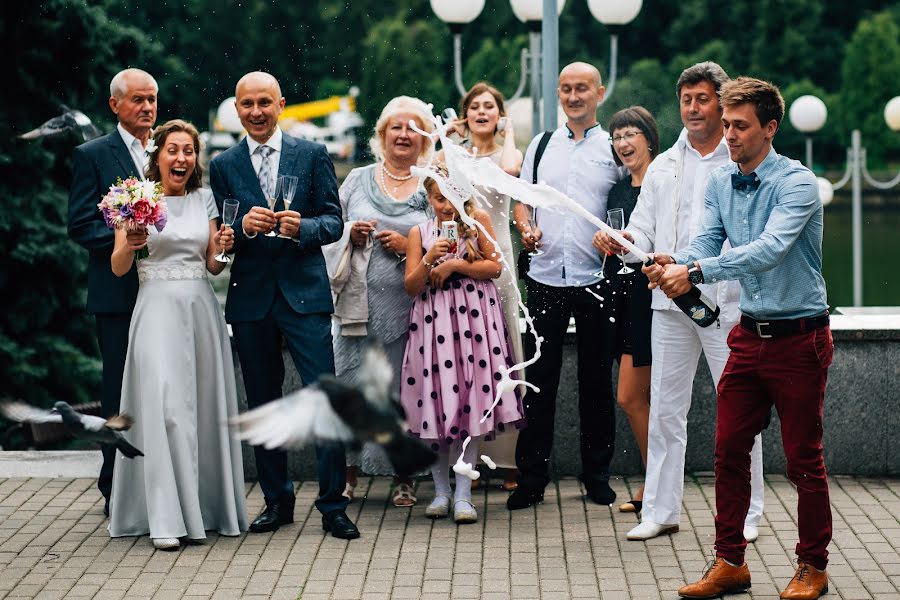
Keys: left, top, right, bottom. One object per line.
{"left": 642, "top": 309, "right": 764, "bottom": 527}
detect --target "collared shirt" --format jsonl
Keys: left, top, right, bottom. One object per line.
{"left": 673, "top": 147, "right": 828, "bottom": 320}
{"left": 117, "top": 123, "right": 148, "bottom": 179}
{"left": 246, "top": 126, "right": 283, "bottom": 195}
{"left": 624, "top": 132, "right": 741, "bottom": 320}
{"left": 519, "top": 123, "right": 620, "bottom": 287}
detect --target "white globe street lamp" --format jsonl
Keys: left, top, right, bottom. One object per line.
{"left": 429, "top": 0, "right": 484, "bottom": 24}
{"left": 217, "top": 97, "right": 243, "bottom": 134}
{"left": 794, "top": 94, "right": 900, "bottom": 306}
{"left": 510, "top": 0, "right": 565, "bottom": 22}
{"left": 788, "top": 94, "right": 828, "bottom": 169}
{"left": 586, "top": 0, "right": 642, "bottom": 104}
{"left": 885, "top": 96, "right": 900, "bottom": 131}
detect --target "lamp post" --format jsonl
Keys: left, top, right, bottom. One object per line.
{"left": 432, "top": 1, "right": 640, "bottom": 136}
{"left": 789, "top": 95, "right": 900, "bottom": 306}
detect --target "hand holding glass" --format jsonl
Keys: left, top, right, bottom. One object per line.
{"left": 264, "top": 177, "right": 283, "bottom": 237}
{"left": 215, "top": 199, "right": 240, "bottom": 263}
{"left": 276, "top": 175, "right": 298, "bottom": 239}
{"left": 607, "top": 208, "right": 633, "bottom": 274}
{"left": 526, "top": 207, "right": 543, "bottom": 257}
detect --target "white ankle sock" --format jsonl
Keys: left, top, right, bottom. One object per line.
{"left": 453, "top": 438, "right": 479, "bottom": 503}
{"left": 432, "top": 450, "right": 451, "bottom": 497}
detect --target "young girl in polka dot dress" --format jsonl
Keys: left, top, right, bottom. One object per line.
{"left": 401, "top": 166, "right": 525, "bottom": 524}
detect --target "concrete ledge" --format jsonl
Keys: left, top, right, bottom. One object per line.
{"left": 235, "top": 310, "right": 899, "bottom": 479}
{"left": 0, "top": 450, "right": 102, "bottom": 478}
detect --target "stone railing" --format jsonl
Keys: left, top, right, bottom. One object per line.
{"left": 234, "top": 309, "right": 900, "bottom": 479}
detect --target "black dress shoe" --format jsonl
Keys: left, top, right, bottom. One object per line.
{"left": 506, "top": 489, "right": 544, "bottom": 510}
{"left": 322, "top": 510, "right": 360, "bottom": 540}
{"left": 104, "top": 499, "right": 110, "bottom": 518}
{"left": 249, "top": 500, "right": 294, "bottom": 533}
{"left": 585, "top": 480, "right": 616, "bottom": 505}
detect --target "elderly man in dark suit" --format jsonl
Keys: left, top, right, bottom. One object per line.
{"left": 68, "top": 68, "right": 158, "bottom": 517}
{"left": 209, "top": 71, "right": 358, "bottom": 539}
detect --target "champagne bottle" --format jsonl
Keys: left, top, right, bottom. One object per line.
{"left": 672, "top": 285, "right": 720, "bottom": 327}
{"left": 642, "top": 258, "right": 720, "bottom": 328}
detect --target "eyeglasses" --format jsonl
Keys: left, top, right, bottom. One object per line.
{"left": 609, "top": 131, "right": 644, "bottom": 144}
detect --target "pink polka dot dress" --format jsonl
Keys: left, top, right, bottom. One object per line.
{"left": 400, "top": 218, "right": 525, "bottom": 451}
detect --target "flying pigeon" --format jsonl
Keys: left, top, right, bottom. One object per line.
{"left": 0, "top": 400, "right": 143, "bottom": 458}
{"left": 232, "top": 344, "right": 437, "bottom": 477}
{"left": 18, "top": 105, "right": 103, "bottom": 142}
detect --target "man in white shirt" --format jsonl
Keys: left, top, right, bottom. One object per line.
{"left": 507, "top": 62, "right": 621, "bottom": 510}
{"left": 596, "top": 62, "right": 765, "bottom": 542}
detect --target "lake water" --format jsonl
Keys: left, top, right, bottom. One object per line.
{"left": 822, "top": 206, "right": 898, "bottom": 308}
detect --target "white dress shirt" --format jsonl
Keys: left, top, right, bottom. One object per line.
{"left": 117, "top": 123, "right": 149, "bottom": 179}
{"left": 624, "top": 132, "right": 742, "bottom": 321}
{"left": 246, "top": 127, "right": 283, "bottom": 196}
{"left": 519, "top": 124, "right": 621, "bottom": 287}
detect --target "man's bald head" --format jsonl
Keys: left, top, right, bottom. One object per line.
{"left": 235, "top": 71, "right": 282, "bottom": 99}
{"left": 234, "top": 71, "right": 285, "bottom": 144}
{"left": 559, "top": 62, "right": 602, "bottom": 88}
{"left": 557, "top": 62, "right": 605, "bottom": 128}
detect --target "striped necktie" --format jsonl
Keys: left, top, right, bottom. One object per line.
{"left": 256, "top": 145, "right": 274, "bottom": 198}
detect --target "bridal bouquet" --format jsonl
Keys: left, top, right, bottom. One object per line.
{"left": 98, "top": 177, "right": 167, "bottom": 260}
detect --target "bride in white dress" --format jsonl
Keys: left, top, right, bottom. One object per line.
{"left": 108, "top": 120, "right": 247, "bottom": 549}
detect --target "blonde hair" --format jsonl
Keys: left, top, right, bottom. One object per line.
{"left": 369, "top": 96, "right": 434, "bottom": 161}
{"left": 423, "top": 164, "right": 481, "bottom": 263}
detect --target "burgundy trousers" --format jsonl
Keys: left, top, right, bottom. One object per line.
{"left": 714, "top": 323, "right": 833, "bottom": 571}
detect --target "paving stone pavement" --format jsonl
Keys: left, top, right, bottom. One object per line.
{"left": 0, "top": 474, "right": 897, "bottom": 599}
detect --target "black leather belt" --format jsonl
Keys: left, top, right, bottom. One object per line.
{"left": 740, "top": 312, "right": 829, "bottom": 339}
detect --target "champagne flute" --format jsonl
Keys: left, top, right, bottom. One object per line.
{"left": 276, "top": 175, "right": 298, "bottom": 239}
{"left": 214, "top": 198, "right": 240, "bottom": 263}
{"left": 526, "top": 206, "right": 543, "bottom": 257}
{"left": 607, "top": 207, "right": 634, "bottom": 274}
{"left": 264, "top": 177, "right": 284, "bottom": 237}
{"left": 592, "top": 214, "right": 612, "bottom": 280}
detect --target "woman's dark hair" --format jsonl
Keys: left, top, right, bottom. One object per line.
{"left": 607, "top": 106, "right": 660, "bottom": 167}
{"left": 145, "top": 119, "right": 203, "bottom": 193}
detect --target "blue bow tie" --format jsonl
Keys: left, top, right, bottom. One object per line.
{"left": 732, "top": 172, "right": 760, "bottom": 192}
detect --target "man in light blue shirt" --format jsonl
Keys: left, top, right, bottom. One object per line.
{"left": 648, "top": 78, "right": 833, "bottom": 600}
{"left": 507, "top": 62, "right": 621, "bottom": 511}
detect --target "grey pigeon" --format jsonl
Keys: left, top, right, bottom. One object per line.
{"left": 232, "top": 343, "right": 436, "bottom": 477}
{"left": 0, "top": 400, "right": 143, "bottom": 458}
{"left": 18, "top": 105, "right": 103, "bottom": 142}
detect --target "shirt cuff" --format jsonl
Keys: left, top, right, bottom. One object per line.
{"left": 697, "top": 257, "right": 726, "bottom": 283}
{"left": 242, "top": 225, "right": 257, "bottom": 239}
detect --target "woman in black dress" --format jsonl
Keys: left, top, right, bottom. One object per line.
{"left": 601, "top": 107, "right": 659, "bottom": 513}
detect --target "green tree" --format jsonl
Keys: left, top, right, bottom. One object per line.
{"left": 836, "top": 10, "right": 900, "bottom": 166}
{"left": 2, "top": 1, "right": 158, "bottom": 407}
{"left": 359, "top": 15, "right": 450, "bottom": 125}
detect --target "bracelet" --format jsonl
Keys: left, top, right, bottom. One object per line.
{"left": 422, "top": 257, "right": 434, "bottom": 270}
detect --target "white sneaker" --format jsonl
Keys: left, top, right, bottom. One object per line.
{"left": 743, "top": 524, "right": 759, "bottom": 543}
{"left": 152, "top": 537, "right": 180, "bottom": 550}
{"left": 425, "top": 495, "right": 450, "bottom": 519}
{"left": 626, "top": 520, "right": 679, "bottom": 541}
{"left": 453, "top": 499, "right": 478, "bottom": 524}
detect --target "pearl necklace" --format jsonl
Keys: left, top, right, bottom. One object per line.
{"left": 379, "top": 163, "right": 417, "bottom": 201}
{"left": 382, "top": 163, "right": 414, "bottom": 181}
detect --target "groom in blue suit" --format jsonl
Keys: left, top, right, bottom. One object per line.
{"left": 68, "top": 68, "right": 158, "bottom": 517}
{"left": 209, "top": 72, "right": 358, "bottom": 539}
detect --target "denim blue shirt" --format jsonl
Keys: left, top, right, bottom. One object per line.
{"left": 519, "top": 124, "right": 620, "bottom": 287}
{"left": 673, "top": 147, "right": 828, "bottom": 320}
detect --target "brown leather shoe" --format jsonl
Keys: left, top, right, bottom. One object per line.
{"left": 678, "top": 558, "right": 751, "bottom": 598}
{"left": 780, "top": 562, "right": 828, "bottom": 599}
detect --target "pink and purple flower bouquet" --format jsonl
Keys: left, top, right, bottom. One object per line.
{"left": 98, "top": 177, "right": 167, "bottom": 260}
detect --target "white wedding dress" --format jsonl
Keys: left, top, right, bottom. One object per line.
{"left": 109, "top": 188, "right": 247, "bottom": 540}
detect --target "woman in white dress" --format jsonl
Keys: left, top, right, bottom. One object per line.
{"left": 108, "top": 120, "right": 247, "bottom": 550}
{"left": 450, "top": 82, "right": 524, "bottom": 490}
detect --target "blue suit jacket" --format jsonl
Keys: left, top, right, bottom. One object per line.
{"left": 209, "top": 133, "right": 342, "bottom": 322}
{"left": 67, "top": 131, "right": 141, "bottom": 315}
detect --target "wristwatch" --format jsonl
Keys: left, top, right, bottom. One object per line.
{"left": 687, "top": 265, "right": 704, "bottom": 285}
